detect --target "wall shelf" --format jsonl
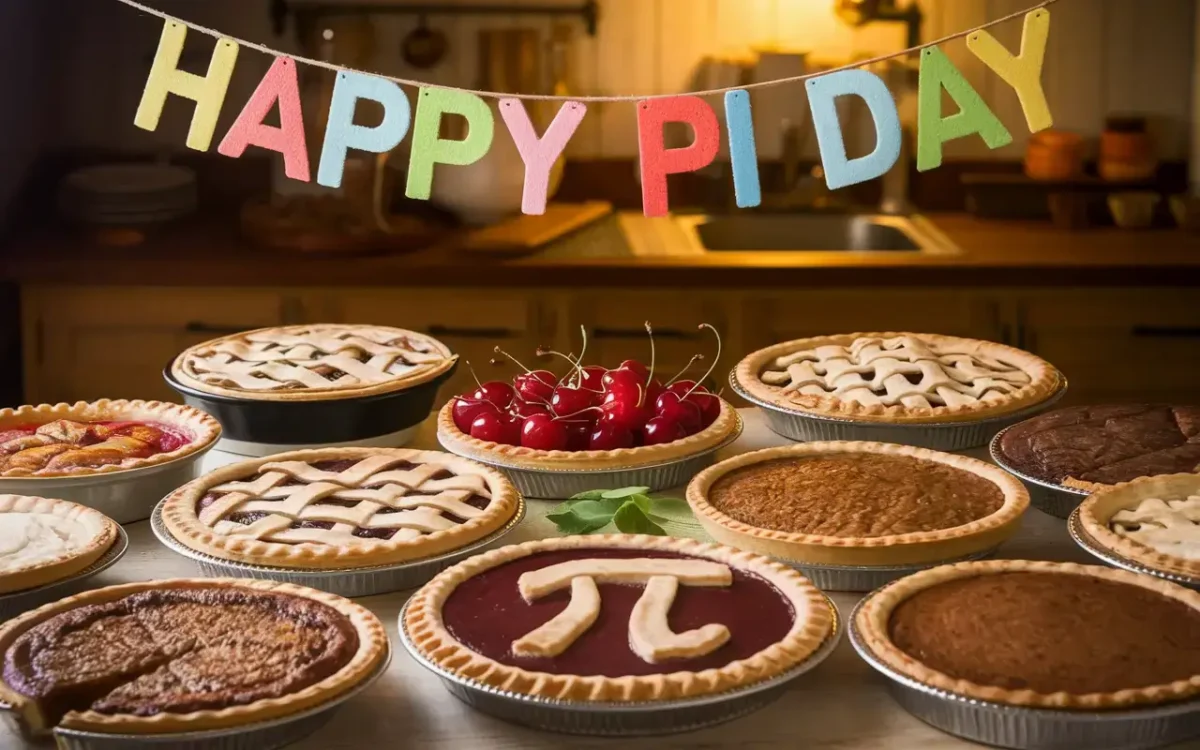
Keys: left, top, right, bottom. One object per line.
{"left": 269, "top": 0, "right": 600, "bottom": 37}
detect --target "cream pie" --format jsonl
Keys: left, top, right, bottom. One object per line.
{"left": 1079, "top": 473, "right": 1200, "bottom": 578}
{"left": 0, "top": 578, "right": 387, "bottom": 735}
{"left": 734, "top": 332, "right": 1060, "bottom": 423}
{"left": 0, "top": 495, "right": 119, "bottom": 594}
{"left": 161, "top": 447, "right": 520, "bottom": 569}
{"left": 687, "top": 442, "right": 1028, "bottom": 566}
{"left": 403, "top": 535, "right": 834, "bottom": 701}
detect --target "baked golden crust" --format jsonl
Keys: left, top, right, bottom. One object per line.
{"left": 403, "top": 534, "right": 834, "bottom": 702}
{"left": 734, "top": 332, "right": 1060, "bottom": 424}
{"left": 687, "top": 441, "right": 1028, "bottom": 566}
{"left": 436, "top": 399, "right": 741, "bottom": 470}
{"left": 1078, "top": 474, "right": 1200, "bottom": 579}
{"left": 0, "top": 400, "right": 220, "bottom": 479}
{"left": 0, "top": 577, "right": 388, "bottom": 734}
{"left": 854, "top": 559, "right": 1200, "bottom": 709}
{"left": 161, "top": 448, "right": 521, "bottom": 569}
{"left": 0, "top": 495, "right": 118, "bottom": 594}
{"left": 170, "top": 324, "right": 457, "bottom": 402}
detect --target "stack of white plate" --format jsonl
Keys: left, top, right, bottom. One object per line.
{"left": 59, "top": 163, "right": 197, "bottom": 225}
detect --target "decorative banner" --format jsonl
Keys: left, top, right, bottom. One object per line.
{"left": 123, "top": 0, "right": 1056, "bottom": 218}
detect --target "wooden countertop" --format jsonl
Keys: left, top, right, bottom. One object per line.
{"left": 7, "top": 409, "right": 1196, "bottom": 750}
{"left": 4, "top": 213, "right": 1200, "bottom": 287}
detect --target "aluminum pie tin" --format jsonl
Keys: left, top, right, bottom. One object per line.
{"left": 1068, "top": 509, "right": 1200, "bottom": 592}
{"left": 848, "top": 598, "right": 1200, "bottom": 750}
{"left": 24, "top": 648, "right": 393, "bottom": 750}
{"left": 989, "top": 426, "right": 1089, "bottom": 519}
{"left": 448, "top": 414, "right": 744, "bottom": 499}
{"left": 398, "top": 594, "right": 841, "bottom": 736}
{"left": 149, "top": 497, "right": 525, "bottom": 597}
{"left": 780, "top": 547, "right": 998, "bottom": 593}
{"left": 0, "top": 526, "right": 129, "bottom": 621}
{"left": 730, "top": 370, "right": 1068, "bottom": 452}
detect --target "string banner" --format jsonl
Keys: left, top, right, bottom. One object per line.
{"left": 126, "top": 0, "right": 1056, "bottom": 218}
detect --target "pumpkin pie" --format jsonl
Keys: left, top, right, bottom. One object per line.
{"left": 687, "top": 441, "right": 1028, "bottom": 566}
{"left": 1078, "top": 473, "right": 1200, "bottom": 578}
{"left": 855, "top": 560, "right": 1200, "bottom": 708}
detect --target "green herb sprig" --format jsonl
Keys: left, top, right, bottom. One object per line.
{"left": 546, "top": 486, "right": 699, "bottom": 536}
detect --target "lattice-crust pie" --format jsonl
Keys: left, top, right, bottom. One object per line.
{"left": 161, "top": 447, "right": 520, "bottom": 569}
{"left": 1079, "top": 473, "right": 1200, "bottom": 578}
{"left": 735, "top": 332, "right": 1060, "bottom": 424}
{"left": 170, "top": 324, "right": 456, "bottom": 401}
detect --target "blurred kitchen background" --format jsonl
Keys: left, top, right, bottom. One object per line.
{"left": 1, "top": 0, "right": 1198, "bottom": 409}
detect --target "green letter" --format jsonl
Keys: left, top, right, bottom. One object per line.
{"left": 917, "top": 46, "right": 1012, "bottom": 171}
{"left": 405, "top": 88, "right": 495, "bottom": 200}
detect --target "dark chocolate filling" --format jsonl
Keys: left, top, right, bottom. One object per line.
{"left": 441, "top": 549, "right": 796, "bottom": 677}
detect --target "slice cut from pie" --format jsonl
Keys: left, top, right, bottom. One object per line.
{"left": 1079, "top": 473, "right": 1200, "bottom": 578}
{"left": 734, "top": 332, "right": 1060, "bottom": 423}
{"left": 0, "top": 578, "right": 387, "bottom": 735}
{"left": 855, "top": 559, "right": 1200, "bottom": 709}
{"left": 403, "top": 535, "right": 834, "bottom": 702}
{"left": 0, "top": 495, "right": 119, "bottom": 594}
{"left": 161, "top": 447, "right": 520, "bottom": 569}
{"left": 687, "top": 441, "right": 1028, "bottom": 566}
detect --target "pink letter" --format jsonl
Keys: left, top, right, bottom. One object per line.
{"left": 499, "top": 98, "right": 587, "bottom": 215}
{"left": 218, "top": 56, "right": 309, "bottom": 181}
{"left": 636, "top": 96, "right": 720, "bottom": 217}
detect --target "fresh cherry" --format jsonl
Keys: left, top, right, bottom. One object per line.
{"left": 617, "top": 359, "right": 649, "bottom": 379}
{"left": 654, "top": 391, "right": 702, "bottom": 432}
{"left": 550, "top": 385, "right": 599, "bottom": 417}
{"left": 563, "top": 420, "right": 592, "bottom": 451}
{"left": 686, "top": 387, "right": 722, "bottom": 426}
{"left": 578, "top": 365, "right": 608, "bottom": 391}
{"left": 641, "top": 415, "right": 687, "bottom": 445}
{"left": 471, "top": 380, "right": 515, "bottom": 409}
{"left": 452, "top": 397, "right": 499, "bottom": 432}
{"left": 667, "top": 380, "right": 697, "bottom": 396}
{"left": 601, "top": 367, "right": 643, "bottom": 391}
{"left": 600, "top": 396, "right": 653, "bottom": 434}
{"left": 510, "top": 399, "right": 551, "bottom": 419}
{"left": 520, "top": 413, "right": 569, "bottom": 450}
{"left": 514, "top": 370, "right": 556, "bottom": 403}
{"left": 469, "top": 411, "right": 522, "bottom": 445}
{"left": 588, "top": 423, "right": 635, "bottom": 450}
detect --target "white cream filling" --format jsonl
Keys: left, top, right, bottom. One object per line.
{"left": 0, "top": 513, "right": 100, "bottom": 572}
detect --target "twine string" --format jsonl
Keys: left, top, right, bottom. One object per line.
{"left": 114, "top": 0, "right": 1059, "bottom": 102}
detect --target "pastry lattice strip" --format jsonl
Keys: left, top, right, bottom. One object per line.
{"left": 1111, "top": 495, "right": 1200, "bottom": 559}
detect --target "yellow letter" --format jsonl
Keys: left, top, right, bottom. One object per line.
{"left": 134, "top": 21, "right": 239, "bottom": 151}
{"left": 967, "top": 9, "right": 1052, "bottom": 133}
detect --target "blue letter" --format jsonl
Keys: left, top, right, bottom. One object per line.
{"left": 806, "top": 70, "right": 901, "bottom": 190}
{"left": 317, "top": 71, "right": 411, "bottom": 188}
{"left": 724, "top": 90, "right": 761, "bottom": 208}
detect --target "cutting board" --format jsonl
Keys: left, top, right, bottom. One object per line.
{"left": 461, "top": 201, "right": 613, "bottom": 254}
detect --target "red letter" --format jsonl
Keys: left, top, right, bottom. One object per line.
{"left": 636, "top": 96, "right": 720, "bottom": 217}
{"left": 218, "top": 56, "right": 309, "bottom": 181}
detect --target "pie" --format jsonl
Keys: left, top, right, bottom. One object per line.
{"left": 1078, "top": 473, "right": 1200, "bottom": 578}
{"left": 161, "top": 447, "right": 520, "bottom": 568}
{"left": 996, "top": 404, "right": 1200, "bottom": 491}
{"left": 0, "top": 400, "right": 219, "bottom": 478}
{"left": 855, "top": 559, "right": 1200, "bottom": 708}
{"left": 0, "top": 495, "right": 119, "bottom": 594}
{"left": 0, "top": 578, "right": 387, "bottom": 735}
{"left": 403, "top": 535, "right": 834, "bottom": 701}
{"left": 169, "top": 323, "right": 456, "bottom": 401}
{"left": 686, "top": 441, "right": 1028, "bottom": 566}
{"left": 734, "top": 332, "right": 1060, "bottom": 423}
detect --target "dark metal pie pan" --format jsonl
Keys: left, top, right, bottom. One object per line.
{"left": 163, "top": 359, "right": 457, "bottom": 446}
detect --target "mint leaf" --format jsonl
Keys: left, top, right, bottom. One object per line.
{"left": 569, "top": 489, "right": 610, "bottom": 501}
{"left": 547, "top": 497, "right": 630, "bottom": 535}
{"left": 648, "top": 497, "right": 697, "bottom": 523}
{"left": 547, "top": 510, "right": 611, "bottom": 535}
{"left": 602, "top": 486, "right": 651, "bottom": 499}
{"left": 612, "top": 501, "right": 667, "bottom": 535}
{"left": 631, "top": 494, "right": 654, "bottom": 515}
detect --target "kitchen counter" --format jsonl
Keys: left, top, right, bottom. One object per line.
{"left": 4, "top": 213, "right": 1200, "bottom": 287}
{"left": 10, "top": 409, "right": 1192, "bottom": 750}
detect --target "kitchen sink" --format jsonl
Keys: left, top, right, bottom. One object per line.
{"left": 674, "top": 213, "right": 960, "bottom": 254}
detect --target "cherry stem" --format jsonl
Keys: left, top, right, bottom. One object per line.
{"left": 665, "top": 354, "right": 705, "bottom": 386}
{"left": 538, "top": 346, "right": 585, "bottom": 387}
{"left": 493, "top": 345, "right": 531, "bottom": 374}
{"left": 642, "top": 321, "right": 656, "bottom": 407}
{"left": 684, "top": 324, "right": 721, "bottom": 400}
{"left": 552, "top": 406, "right": 603, "bottom": 421}
{"left": 464, "top": 361, "right": 484, "bottom": 390}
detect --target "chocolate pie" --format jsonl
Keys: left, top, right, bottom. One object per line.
{"left": 161, "top": 447, "right": 520, "bottom": 568}
{"left": 0, "top": 495, "right": 118, "bottom": 594}
{"left": 0, "top": 400, "right": 219, "bottom": 478}
{"left": 687, "top": 442, "right": 1028, "bottom": 566}
{"left": 1079, "top": 473, "right": 1200, "bottom": 578}
{"left": 0, "top": 579, "right": 387, "bottom": 735}
{"left": 997, "top": 404, "right": 1200, "bottom": 491}
{"left": 734, "top": 332, "right": 1060, "bottom": 423}
{"left": 403, "top": 535, "right": 834, "bottom": 701}
{"left": 855, "top": 560, "right": 1200, "bottom": 708}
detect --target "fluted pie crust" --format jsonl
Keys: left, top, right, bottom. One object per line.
{"left": 687, "top": 442, "right": 1029, "bottom": 566}
{"left": 0, "top": 495, "right": 118, "bottom": 594}
{"left": 0, "top": 578, "right": 388, "bottom": 734}
{"left": 403, "top": 534, "right": 834, "bottom": 702}
{"left": 161, "top": 448, "right": 521, "bottom": 569}
{"left": 735, "top": 332, "right": 1060, "bottom": 424}
{"left": 854, "top": 559, "right": 1200, "bottom": 709}
{"left": 1079, "top": 474, "right": 1200, "bottom": 579}
{"left": 0, "top": 400, "right": 220, "bottom": 479}
{"left": 436, "top": 399, "right": 740, "bottom": 470}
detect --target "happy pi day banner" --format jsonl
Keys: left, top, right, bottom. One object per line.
{"left": 120, "top": 0, "right": 1057, "bottom": 217}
